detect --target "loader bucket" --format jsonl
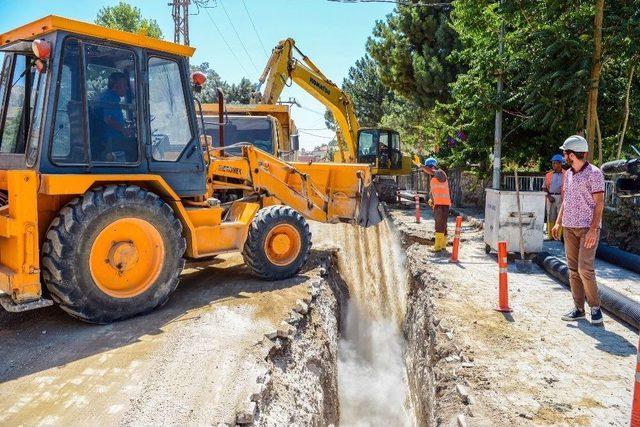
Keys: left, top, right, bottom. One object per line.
{"left": 357, "top": 182, "right": 384, "bottom": 227}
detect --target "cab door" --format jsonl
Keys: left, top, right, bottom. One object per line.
{"left": 145, "top": 54, "right": 205, "bottom": 197}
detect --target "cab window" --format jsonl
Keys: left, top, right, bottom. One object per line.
{"left": 357, "top": 130, "right": 376, "bottom": 157}
{"left": 148, "top": 56, "right": 192, "bottom": 161}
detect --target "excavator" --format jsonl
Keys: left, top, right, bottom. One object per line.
{"left": 0, "top": 16, "right": 382, "bottom": 323}
{"left": 252, "top": 38, "right": 412, "bottom": 202}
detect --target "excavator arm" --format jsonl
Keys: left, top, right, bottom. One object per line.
{"left": 256, "top": 38, "right": 359, "bottom": 163}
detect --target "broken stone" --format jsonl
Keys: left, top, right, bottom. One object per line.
{"left": 277, "top": 322, "right": 296, "bottom": 338}
{"left": 301, "top": 293, "right": 313, "bottom": 304}
{"left": 445, "top": 332, "right": 454, "bottom": 340}
{"left": 286, "top": 311, "right": 304, "bottom": 325}
{"left": 519, "top": 412, "right": 534, "bottom": 420}
{"left": 457, "top": 413, "right": 468, "bottom": 427}
{"left": 456, "top": 384, "right": 470, "bottom": 404}
{"left": 461, "top": 362, "right": 475, "bottom": 368}
{"left": 250, "top": 382, "right": 266, "bottom": 402}
{"left": 264, "top": 330, "right": 279, "bottom": 340}
{"left": 445, "top": 355, "right": 461, "bottom": 363}
{"left": 319, "top": 267, "right": 328, "bottom": 277}
{"left": 293, "top": 300, "right": 309, "bottom": 314}
{"left": 236, "top": 401, "right": 256, "bottom": 424}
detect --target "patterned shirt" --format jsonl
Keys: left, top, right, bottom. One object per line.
{"left": 561, "top": 162, "right": 605, "bottom": 228}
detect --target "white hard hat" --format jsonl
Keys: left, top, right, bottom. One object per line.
{"left": 559, "top": 135, "right": 588, "bottom": 152}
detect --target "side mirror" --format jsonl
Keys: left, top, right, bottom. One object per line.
{"left": 290, "top": 134, "right": 300, "bottom": 151}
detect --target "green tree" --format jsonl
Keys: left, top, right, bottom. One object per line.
{"left": 190, "top": 63, "right": 255, "bottom": 104}
{"left": 96, "top": 1, "right": 163, "bottom": 39}
{"left": 367, "top": 1, "right": 460, "bottom": 108}
{"left": 324, "top": 54, "right": 392, "bottom": 130}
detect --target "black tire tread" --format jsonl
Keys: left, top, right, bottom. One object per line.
{"left": 42, "top": 185, "right": 186, "bottom": 323}
{"left": 242, "top": 205, "right": 311, "bottom": 280}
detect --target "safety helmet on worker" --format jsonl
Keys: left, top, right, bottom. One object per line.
{"left": 424, "top": 157, "right": 438, "bottom": 168}
{"left": 559, "top": 135, "right": 588, "bottom": 153}
{"left": 551, "top": 154, "right": 565, "bottom": 164}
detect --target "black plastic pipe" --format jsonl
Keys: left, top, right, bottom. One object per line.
{"left": 596, "top": 243, "right": 640, "bottom": 275}
{"left": 534, "top": 252, "right": 640, "bottom": 330}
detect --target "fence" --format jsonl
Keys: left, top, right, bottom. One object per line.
{"left": 501, "top": 175, "right": 639, "bottom": 207}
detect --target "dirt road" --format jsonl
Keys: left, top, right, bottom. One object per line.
{"left": 391, "top": 206, "right": 638, "bottom": 425}
{"left": 0, "top": 253, "right": 319, "bottom": 426}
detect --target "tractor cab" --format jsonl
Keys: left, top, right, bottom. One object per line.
{"left": 356, "top": 128, "right": 405, "bottom": 174}
{"left": 0, "top": 16, "right": 206, "bottom": 196}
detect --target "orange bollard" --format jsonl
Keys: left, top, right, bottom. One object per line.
{"left": 415, "top": 194, "right": 421, "bottom": 223}
{"left": 449, "top": 216, "right": 463, "bottom": 263}
{"left": 632, "top": 338, "right": 640, "bottom": 426}
{"left": 495, "top": 241, "right": 512, "bottom": 312}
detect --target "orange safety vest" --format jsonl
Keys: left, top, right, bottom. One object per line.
{"left": 544, "top": 170, "right": 566, "bottom": 195}
{"left": 430, "top": 175, "right": 451, "bottom": 206}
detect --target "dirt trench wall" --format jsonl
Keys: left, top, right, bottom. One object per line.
{"left": 255, "top": 268, "right": 347, "bottom": 426}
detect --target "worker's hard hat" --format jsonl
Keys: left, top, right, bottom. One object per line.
{"left": 551, "top": 154, "right": 564, "bottom": 163}
{"left": 559, "top": 135, "right": 588, "bottom": 153}
{"left": 424, "top": 157, "right": 437, "bottom": 167}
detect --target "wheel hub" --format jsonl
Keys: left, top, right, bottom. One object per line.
{"left": 108, "top": 241, "right": 139, "bottom": 272}
{"left": 90, "top": 218, "right": 165, "bottom": 298}
{"left": 264, "top": 224, "right": 302, "bottom": 267}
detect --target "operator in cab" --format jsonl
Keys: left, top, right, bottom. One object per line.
{"left": 97, "top": 71, "right": 135, "bottom": 162}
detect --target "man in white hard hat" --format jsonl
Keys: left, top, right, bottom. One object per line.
{"left": 552, "top": 135, "right": 605, "bottom": 325}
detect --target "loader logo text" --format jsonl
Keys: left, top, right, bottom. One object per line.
{"left": 218, "top": 165, "right": 242, "bottom": 175}
{"left": 309, "top": 77, "right": 331, "bottom": 96}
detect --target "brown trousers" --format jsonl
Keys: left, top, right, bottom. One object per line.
{"left": 434, "top": 205, "right": 449, "bottom": 234}
{"left": 564, "top": 227, "right": 601, "bottom": 310}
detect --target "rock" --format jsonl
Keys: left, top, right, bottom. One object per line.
{"left": 293, "top": 300, "right": 309, "bottom": 315}
{"left": 236, "top": 401, "right": 257, "bottom": 424}
{"left": 250, "top": 382, "right": 266, "bottom": 402}
{"left": 301, "top": 293, "right": 313, "bottom": 304}
{"left": 519, "top": 412, "right": 534, "bottom": 420}
{"left": 457, "top": 413, "right": 468, "bottom": 427}
{"left": 461, "top": 362, "right": 475, "bottom": 368}
{"left": 286, "top": 311, "right": 304, "bottom": 325}
{"left": 277, "top": 322, "right": 296, "bottom": 338}
{"left": 319, "top": 267, "right": 328, "bottom": 277}
{"left": 265, "top": 330, "right": 279, "bottom": 340}
{"left": 456, "top": 384, "right": 470, "bottom": 404}
{"left": 445, "top": 332, "right": 454, "bottom": 340}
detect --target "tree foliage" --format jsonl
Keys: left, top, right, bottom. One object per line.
{"left": 343, "top": 0, "right": 640, "bottom": 172}
{"left": 95, "top": 1, "right": 163, "bottom": 39}
{"left": 190, "top": 62, "right": 255, "bottom": 104}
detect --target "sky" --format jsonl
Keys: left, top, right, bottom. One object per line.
{"left": 0, "top": 0, "right": 395, "bottom": 150}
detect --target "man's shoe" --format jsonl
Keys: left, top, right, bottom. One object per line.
{"left": 590, "top": 307, "right": 604, "bottom": 324}
{"left": 561, "top": 308, "right": 585, "bottom": 321}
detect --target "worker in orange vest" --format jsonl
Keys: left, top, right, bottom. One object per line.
{"left": 543, "top": 154, "right": 566, "bottom": 240}
{"left": 421, "top": 157, "right": 451, "bottom": 251}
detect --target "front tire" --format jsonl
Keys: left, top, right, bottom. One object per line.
{"left": 242, "top": 206, "right": 312, "bottom": 280}
{"left": 42, "top": 185, "right": 186, "bottom": 323}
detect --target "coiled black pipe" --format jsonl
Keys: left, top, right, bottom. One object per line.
{"left": 596, "top": 243, "right": 640, "bottom": 275}
{"left": 534, "top": 252, "right": 640, "bottom": 330}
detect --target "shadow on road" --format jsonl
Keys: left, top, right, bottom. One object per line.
{"left": 567, "top": 321, "right": 637, "bottom": 356}
{"left": 0, "top": 249, "right": 330, "bottom": 384}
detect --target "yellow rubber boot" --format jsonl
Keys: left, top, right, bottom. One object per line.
{"left": 433, "top": 232, "right": 446, "bottom": 252}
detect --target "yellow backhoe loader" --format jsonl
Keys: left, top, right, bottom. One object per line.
{"left": 0, "top": 16, "right": 381, "bottom": 323}
{"left": 253, "top": 38, "right": 412, "bottom": 202}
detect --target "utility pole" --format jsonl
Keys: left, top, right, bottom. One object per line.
{"left": 492, "top": 0, "right": 504, "bottom": 190}
{"left": 170, "top": 0, "right": 190, "bottom": 45}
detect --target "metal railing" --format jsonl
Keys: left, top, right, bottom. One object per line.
{"left": 501, "top": 175, "right": 545, "bottom": 192}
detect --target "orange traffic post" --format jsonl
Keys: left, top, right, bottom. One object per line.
{"left": 631, "top": 337, "right": 640, "bottom": 427}
{"left": 449, "top": 216, "right": 463, "bottom": 263}
{"left": 495, "top": 241, "right": 512, "bottom": 312}
{"left": 415, "top": 194, "right": 421, "bottom": 224}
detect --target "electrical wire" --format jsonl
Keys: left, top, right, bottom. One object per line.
{"left": 218, "top": 0, "right": 260, "bottom": 72}
{"left": 299, "top": 129, "right": 336, "bottom": 139}
{"left": 203, "top": 7, "right": 252, "bottom": 77}
{"left": 240, "top": 0, "right": 269, "bottom": 58}
{"left": 328, "top": 0, "right": 450, "bottom": 7}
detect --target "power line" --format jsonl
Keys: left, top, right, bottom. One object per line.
{"left": 299, "top": 130, "right": 335, "bottom": 139}
{"left": 218, "top": 0, "right": 259, "bottom": 72}
{"left": 203, "top": 7, "right": 252, "bottom": 77}
{"left": 240, "top": 0, "right": 269, "bottom": 58}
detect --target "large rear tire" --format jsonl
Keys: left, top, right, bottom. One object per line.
{"left": 41, "top": 185, "right": 186, "bottom": 323}
{"left": 242, "top": 206, "right": 311, "bottom": 280}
